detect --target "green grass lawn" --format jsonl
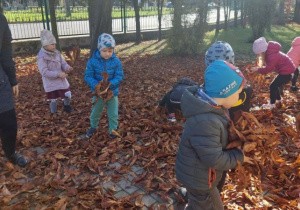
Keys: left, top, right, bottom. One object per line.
{"left": 112, "top": 23, "right": 300, "bottom": 61}
{"left": 4, "top": 7, "right": 173, "bottom": 23}
{"left": 202, "top": 23, "right": 300, "bottom": 61}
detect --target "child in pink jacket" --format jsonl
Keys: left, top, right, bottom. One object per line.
{"left": 287, "top": 37, "right": 300, "bottom": 91}
{"left": 37, "top": 30, "right": 74, "bottom": 114}
{"left": 250, "top": 37, "right": 295, "bottom": 109}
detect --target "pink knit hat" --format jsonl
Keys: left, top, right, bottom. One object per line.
{"left": 253, "top": 37, "right": 268, "bottom": 54}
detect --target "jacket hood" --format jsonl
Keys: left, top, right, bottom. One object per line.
{"left": 267, "top": 41, "right": 282, "bottom": 54}
{"left": 292, "top": 37, "right": 300, "bottom": 47}
{"left": 181, "top": 86, "right": 224, "bottom": 118}
{"left": 92, "top": 49, "right": 116, "bottom": 60}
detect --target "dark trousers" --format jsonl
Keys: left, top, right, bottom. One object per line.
{"left": 0, "top": 109, "right": 17, "bottom": 157}
{"left": 270, "top": 74, "right": 292, "bottom": 104}
{"left": 217, "top": 171, "right": 227, "bottom": 193}
{"left": 185, "top": 187, "right": 224, "bottom": 210}
{"left": 159, "top": 92, "right": 181, "bottom": 114}
{"left": 291, "top": 68, "right": 299, "bottom": 86}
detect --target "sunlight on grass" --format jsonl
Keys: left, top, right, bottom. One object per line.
{"left": 203, "top": 23, "right": 300, "bottom": 60}
{"left": 202, "top": 26, "right": 255, "bottom": 61}
{"left": 78, "top": 23, "right": 300, "bottom": 60}
{"left": 115, "top": 40, "right": 167, "bottom": 57}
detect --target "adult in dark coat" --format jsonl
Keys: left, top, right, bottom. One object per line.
{"left": 0, "top": 13, "right": 27, "bottom": 167}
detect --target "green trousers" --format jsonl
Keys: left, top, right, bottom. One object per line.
{"left": 90, "top": 96, "right": 118, "bottom": 134}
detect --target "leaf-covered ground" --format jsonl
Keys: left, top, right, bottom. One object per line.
{"left": 0, "top": 49, "right": 299, "bottom": 209}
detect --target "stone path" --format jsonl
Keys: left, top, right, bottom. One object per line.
{"left": 30, "top": 136, "right": 186, "bottom": 210}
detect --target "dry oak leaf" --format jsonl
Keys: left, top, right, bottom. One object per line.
{"left": 135, "top": 194, "right": 144, "bottom": 207}
{"left": 54, "top": 153, "right": 69, "bottom": 160}
{"left": 243, "top": 141, "right": 258, "bottom": 153}
{"left": 101, "top": 199, "right": 119, "bottom": 208}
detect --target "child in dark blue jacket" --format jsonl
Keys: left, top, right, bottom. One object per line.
{"left": 158, "top": 78, "right": 196, "bottom": 122}
{"left": 84, "top": 33, "right": 124, "bottom": 139}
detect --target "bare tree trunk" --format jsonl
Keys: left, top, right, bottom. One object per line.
{"left": 49, "top": 0, "right": 61, "bottom": 51}
{"left": 223, "top": 0, "right": 229, "bottom": 30}
{"left": 240, "top": 0, "right": 244, "bottom": 27}
{"left": 265, "top": 0, "right": 275, "bottom": 32}
{"left": 133, "top": 0, "right": 141, "bottom": 44}
{"left": 215, "top": 0, "right": 221, "bottom": 35}
{"left": 157, "top": 0, "right": 164, "bottom": 41}
{"left": 277, "top": 0, "right": 285, "bottom": 25}
{"left": 294, "top": 0, "right": 300, "bottom": 23}
{"left": 173, "top": 0, "right": 182, "bottom": 29}
{"left": 88, "top": 0, "right": 113, "bottom": 56}
{"left": 65, "top": 0, "right": 71, "bottom": 17}
{"left": 234, "top": 0, "right": 238, "bottom": 27}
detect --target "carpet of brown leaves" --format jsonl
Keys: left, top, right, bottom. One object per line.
{"left": 0, "top": 50, "right": 299, "bottom": 209}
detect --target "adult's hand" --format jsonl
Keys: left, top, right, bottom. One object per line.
{"left": 12, "top": 85, "right": 19, "bottom": 98}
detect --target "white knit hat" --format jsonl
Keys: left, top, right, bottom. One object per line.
{"left": 253, "top": 37, "right": 268, "bottom": 54}
{"left": 40, "top": 29, "right": 56, "bottom": 46}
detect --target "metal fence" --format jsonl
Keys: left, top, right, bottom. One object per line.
{"left": 2, "top": 0, "right": 174, "bottom": 40}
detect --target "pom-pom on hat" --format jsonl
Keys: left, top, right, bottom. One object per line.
{"left": 204, "top": 60, "right": 246, "bottom": 98}
{"left": 97, "top": 33, "right": 116, "bottom": 52}
{"left": 40, "top": 29, "right": 56, "bottom": 46}
{"left": 253, "top": 37, "right": 268, "bottom": 54}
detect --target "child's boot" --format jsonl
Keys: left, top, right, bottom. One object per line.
{"left": 109, "top": 134, "right": 118, "bottom": 139}
{"left": 178, "top": 187, "right": 188, "bottom": 203}
{"left": 86, "top": 127, "right": 96, "bottom": 138}
{"left": 50, "top": 99, "right": 57, "bottom": 115}
{"left": 8, "top": 152, "right": 28, "bottom": 167}
{"left": 261, "top": 103, "right": 275, "bottom": 110}
{"left": 275, "top": 100, "right": 282, "bottom": 108}
{"left": 290, "top": 86, "right": 299, "bottom": 91}
{"left": 168, "top": 113, "right": 176, "bottom": 122}
{"left": 63, "top": 105, "right": 74, "bottom": 113}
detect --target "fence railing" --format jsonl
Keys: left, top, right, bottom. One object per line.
{"left": 3, "top": 2, "right": 174, "bottom": 40}
{"left": 3, "top": 1, "right": 240, "bottom": 40}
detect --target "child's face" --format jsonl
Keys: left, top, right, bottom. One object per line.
{"left": 256, "top": 52, "right": 265, "bottom": 57}
{"left": 100, "top": 47, "right": 114, "bottom": 60}
{"left": 221, "top": 86, "right": 244, "bottom": 109}
{"left": 44, "top": 44, "right": 56, "bottom": 52}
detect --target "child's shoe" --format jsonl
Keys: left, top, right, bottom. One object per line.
{"left": 275, "top": 100, "right": 282, "bottom": 109}
{"left": 8, "top": 152, "right": 28, "bottom": 167}
{"left": 63, "top": 105, "right": 74, "bottom": 113}
{"left": 290, "top": 86, "right": 299, "bottom": 91}
{"left": 178, "top": 187, "right": 188, "bottom": 203}
{"left": 86, "top": 127, "right": 96, "bottom": 138}
{"left": 109, "top": 134, "right": 118, "bottom": 139}
{"left": 168, "top": 113, "right": 176, "bottom": 122}
{"left": 261, "top": 103, "right": 275, "bottom": 110}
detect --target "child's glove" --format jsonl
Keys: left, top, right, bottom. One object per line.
{"left": 59, "top": 72, "right": 68, "bottom": 78}
{"left": 66, "top": 67, "right": 73, "bottom": 73}
{"left": 249, "top": 67, "right": 258, "bottom": 73}
{"left": 243, "top": 155, "right": 254, "bottom": 165}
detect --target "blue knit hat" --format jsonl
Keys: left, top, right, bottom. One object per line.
{"left": 204, "top": 60, "right": 245, "bottom": 98}
{"left": 97, "top": 33, "right": 116, "bottom": 51}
